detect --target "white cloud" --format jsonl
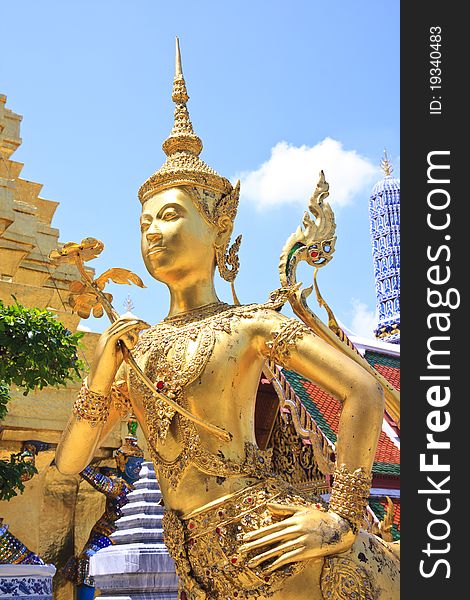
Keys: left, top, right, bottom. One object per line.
{"left": 349, "top": 299, "right": 378, "bottom": 338}
{"left": 236, "top": 138, "right": 379, "bottom": 209}
{"left": 77, "top": 323, "right": 93, "bottom": 332}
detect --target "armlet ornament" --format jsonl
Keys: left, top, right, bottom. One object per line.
{"left": 328, "top": 464, "right": 372, "bottom": 532}
{"left": 266, "top": 319, "right": 312, "bottom": 364}
{"left": 111, "top": 381, "right": 133, "bottom": 418}
{"left": 73, "top": 379, "right": 110, "bottom": 427}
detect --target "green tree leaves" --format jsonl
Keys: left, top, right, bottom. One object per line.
{"left": 0, "top": 299, "right": 84, "bottom": 501}
{"left": 0, "top": 299, "right": 84, "bottom": 393}
{"left": 0, "top": 453, "right": 37, "bottom": 502}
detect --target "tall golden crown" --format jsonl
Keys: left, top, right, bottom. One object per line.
{"left": 138, "top": 38, "right": 234, "bottom": 205}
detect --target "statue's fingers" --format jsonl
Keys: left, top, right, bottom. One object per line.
{"left": 247, "top": 539, "right": 303, "bottom": 568}
{"left": 265, "top": 547, "right": 306, "bottom": 574}
{"left": 242, "top": 517, "right": 295, "bottom": 543}
{"left": 107, "top": 319, "right": 141, "bottom": 336}
{"left": 108, "top": 318, "right": 150, "bottom": 335}
{"left": 267, "top": 502, "right": 300, "bottom": 517}
{"left": 109, "top": 320, "right": 147, "bottom": 341}
{"left": 121, "top": 319, "right": 150, "bottom": 332}
{"left": 239, "top": 526, "right": 298, "bottom": 554}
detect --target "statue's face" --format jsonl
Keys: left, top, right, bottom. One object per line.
{"left": 141, "top": 188, "right": 218, "bottom": 283}
{"left": 115, "top": 452, "right": 143, "bottom": 483}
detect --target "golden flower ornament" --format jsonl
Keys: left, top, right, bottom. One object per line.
{"left": 49, "top": 239, "right": 145, "bottom": 321}
{"left": 49, "top": 237, "right": 104, "bottom": 265}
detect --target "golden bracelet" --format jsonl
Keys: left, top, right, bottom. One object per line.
{"left": 266, "top": 319, "right": 312, "bottom": 364}
{"left": 328, "top": 464, "right": 372, "bottom": 532}
{"left": 73, "top": 379, "right": 110, "bottom": 427}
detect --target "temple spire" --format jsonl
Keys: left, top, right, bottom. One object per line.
{"left": 368, "top": 150, "right": 400, "bottom": 344}
{"left": 380, "top": 149, "right": 393, "bottom": 177}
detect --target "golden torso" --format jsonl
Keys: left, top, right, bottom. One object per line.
{"left": 56, "top": 297, "right": 399, "bottom": 600}
{"left": 127, "top": 302, "right": 273, "bottom": 514}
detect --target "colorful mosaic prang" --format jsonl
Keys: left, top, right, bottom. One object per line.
{"left": 369, "top": 153, "right": 400, "bottom": 343}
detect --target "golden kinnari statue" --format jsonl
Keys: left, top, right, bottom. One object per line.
{"left": 54, "top": 39, "right": 399, "bottom": 599}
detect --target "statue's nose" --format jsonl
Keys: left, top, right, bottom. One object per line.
{"left": 146, "top": 230, "right": 162, "bottom": 244}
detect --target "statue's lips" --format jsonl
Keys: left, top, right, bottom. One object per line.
{"left": 147, "top": 246, "right": 166, "bottom": 256}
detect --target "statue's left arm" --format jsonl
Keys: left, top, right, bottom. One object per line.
{"left": 240, "top": 310, "right": 384, "bottom": 571}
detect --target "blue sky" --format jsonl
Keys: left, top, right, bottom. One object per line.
{"left": 2, "top": 1, "right": 399, "bottom": 335}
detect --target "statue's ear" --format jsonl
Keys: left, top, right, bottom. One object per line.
{"left": 216, "top": 215, "right": 234, "bottom": 247}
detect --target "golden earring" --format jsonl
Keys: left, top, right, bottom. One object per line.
{"left": 216, "top": 235, "right": 242, "bottom": 305}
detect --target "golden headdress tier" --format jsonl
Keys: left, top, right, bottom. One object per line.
{"left": 138, "top": 37, "right": 233, "bottom": 204}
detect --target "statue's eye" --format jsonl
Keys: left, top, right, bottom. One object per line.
{"left": 140, "top": 220, "right": 151, "bottom": 232}
{"left": 162, "top": 209, "right": 179, "bottom": 221}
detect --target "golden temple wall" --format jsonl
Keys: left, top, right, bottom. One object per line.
{"left": 0, "top": 94, "right": 147, "bottom": 599}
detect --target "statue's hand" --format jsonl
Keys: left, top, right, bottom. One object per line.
{"left": 239, "top": 503, "right": 355, "bottom": 573}
{"left": 88, "top": 317, "right": 150, "bottom": 395}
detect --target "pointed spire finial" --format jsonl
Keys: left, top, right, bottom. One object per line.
{"left": 381, "top": 149, "right": 393, "bottom": 177}
{"left": 161, "top": 36, "right": 203, "bottom": 157}
{"left": 175, "top": 36, "right": 183, "bottom": 77}
{"left": 138, "top": 39, "right": 234, "bottom": 204}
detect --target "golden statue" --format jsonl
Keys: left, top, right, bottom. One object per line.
{"left": 55, "top": 39, "right": 400, "bottom": 600}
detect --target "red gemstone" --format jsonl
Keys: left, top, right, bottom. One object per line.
{"left": 264, "top": 576, "right": 270, "bottom": 582}
{"left": 247, "top": 497, "right": 253, "bottom": 503}
{"left": 218, "top": 511, "right": 224, "bottom": 517}
{"left": 310, "top": 251, "right": 319, "bottom": 258}
{"left": 188, "top": 522, "right": 195, "bottom": 530}
{"left": 156, "top": 380, "right": 165, "bottom": 390}
{"left": 216, "top": 527, "right": 222, "bottom": 534}
{"left": 231, "top": 557, "right": 238, "bottom": 564}
{"left": 181, "top": 592, "right": 187, "bottom": 600}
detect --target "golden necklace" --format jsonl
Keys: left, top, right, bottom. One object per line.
{"left": 131, "top": 301, "right": 231, "bottom": 440}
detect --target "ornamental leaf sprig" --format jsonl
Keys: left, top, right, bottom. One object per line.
{"left": 49, "top": 237, "right": 146, "bottom": 321}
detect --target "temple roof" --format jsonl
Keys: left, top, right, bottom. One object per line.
{"left": 282, "top": 348, "right": 400, "bottom": 478}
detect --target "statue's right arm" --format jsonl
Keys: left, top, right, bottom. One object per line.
{"left": 55, "top": 317, "right": 150, "bottom": 475}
